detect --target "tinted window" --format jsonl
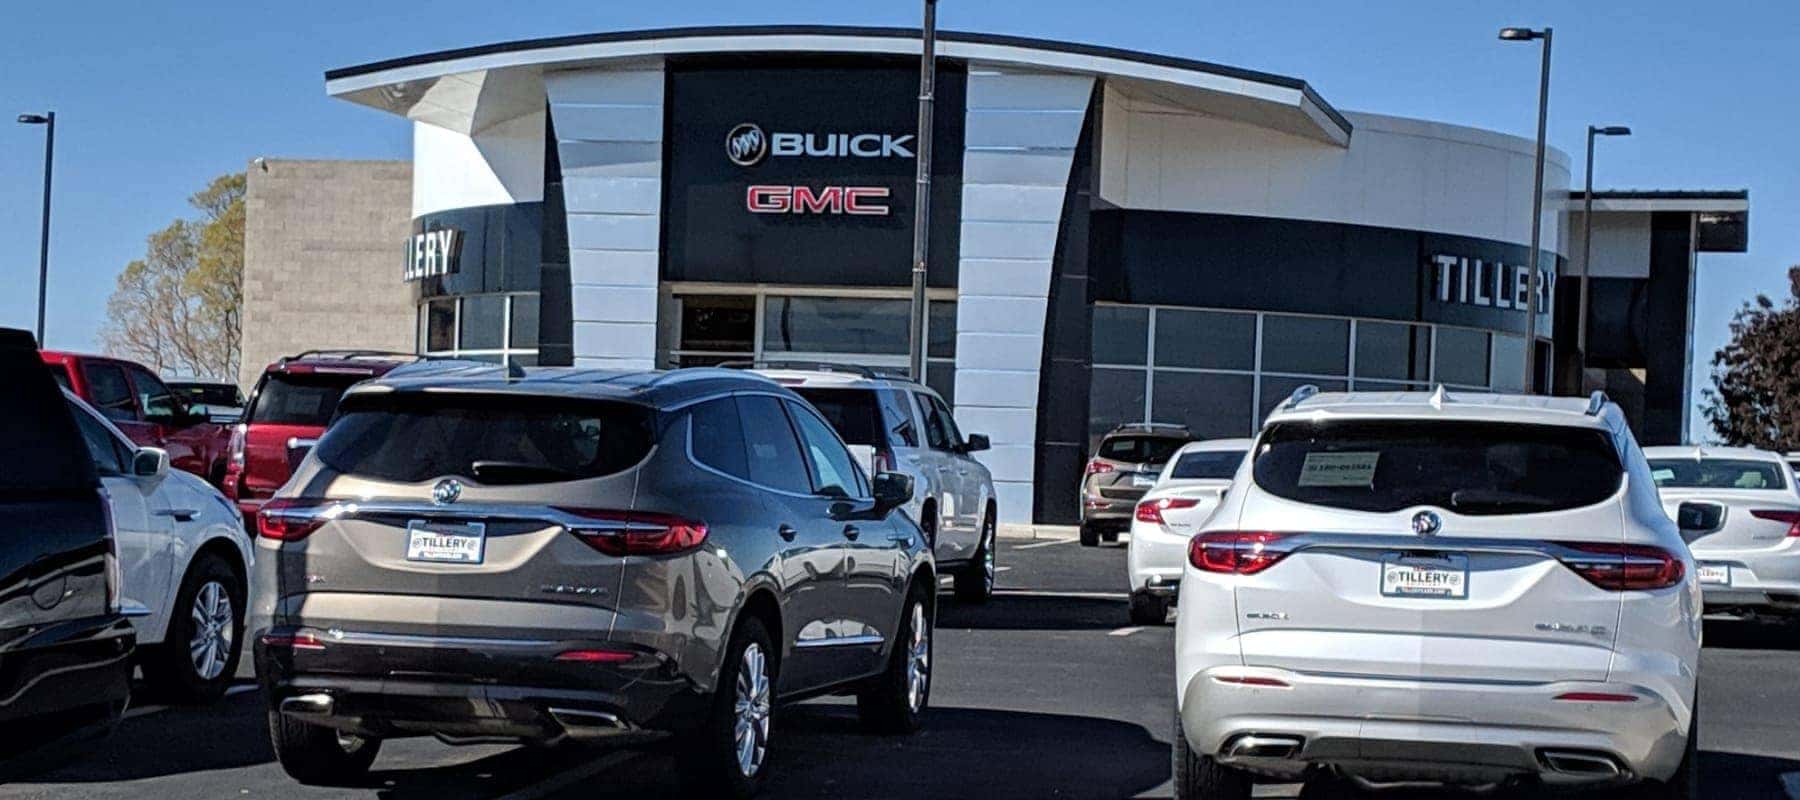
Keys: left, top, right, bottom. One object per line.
{"left": 1354, "top": 321, "right": 1430, "bottom": 382}
{"left": 1170, "top": 450, "right": 1245, "bottom": 480}
{"left": 1, "top": 342, "right": 96, "bottom": 492}
{"left": 70, "top": 403, "right": 130, "bottom": 475}
{"left": 249, "top": 374, "right": 364, "bottom": 426}
{"left": 1156, "top": 309, "right": 1255, "bottom": 370}
{"left": 173, "top": 383, "right": 243, "bottom": 407}
{"left": 1100, "top": 435, "right": 1187, "bottom": 464}
{"left": 1253, "top": 420, "right": 1623, "bottom": 515}
{"left": 928, "top": 395, "right": 964, "bottom": 448}
{"left": 916, "top": 393, "right": 951, "bottom": 450}
{"left": 880, "top": 389, "right": 918, "bottom": 447}
{"left": 1649, "top": 459, "right": 1788, "bottom": 490}
{"left": 1091, "top": 306, "right": 1148, "bottom": 365}
{"left": 127, "top": 366, "right": 182, "bottom": 423}
{"left": 788, "top": 400, "right": 867, "bottom": 498}
{"left": 83, "top": 363, "right": 137, "bottom": 422}
{"left": 316, "top": 394, "right": 654, "bottom": 484}
{"left": 690, "top": 397, "right": 750, "bottom": 479}
{"left": 763, "top": 296, "right": 907, "bottom": 355}
{"left": 1154, "top": 371, "right": 1253, "bottom": 439}
{"left": 736, "top": 395, "right": 812, "bottom": 494}
{"left": 1434, "top": 328, "right": 1491, "bottom": 387}
{"left": 794, "top": 388, "right": 884, "bottom": 447}
{"left": 1262, "top": 315, "right": 1348, "bottom": 375}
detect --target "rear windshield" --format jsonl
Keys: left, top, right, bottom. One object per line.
{"left": 1253, "top": 420, "right": 1623, "bottom": 515}
{"left": 249, "top": 374, "right": 364, "bottom": 426}
{"left": 315, "top": 394, "right": 655, "bottom": 485}
{"left": 0, "top": 339, "right": 97, "bottom": 493}
{"left": 1649, "top": 459, "right": 1788, "bottom": 490}
{"left": 1170, "top": 450, "right": 1245, "bottom": 480}
{"left": 794, "top": 388, "right": 885, "bottom": 447}
{"left": 1100, "top": 435, "right": 1187, "bottom": 464}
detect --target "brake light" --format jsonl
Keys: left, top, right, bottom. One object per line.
{"left": 554, "top": 649, "right": 637, "bottom": 664}
{"left": 1554, "top": 542, "right": 1685, "bottom": 591}
{"left": 1085, "top": 460, "right": 1115, "bottom": 477}
{"left": 1188, "top": 531, "right": 1290, "bottom": 575}
{"left": 257, "top": 498, "right": 328, "bottom": 541}
{"left": 260, "top": 632, "right": 326, "bottom": 651}
{"left": 555, "top": 508, "right": 709, "bottom": 557}
{"left": 1136, "top": 497, "right": 1199, "bottom": 524}
{"left": 1749, "top": 509, "right": 1800, "bottom": 537}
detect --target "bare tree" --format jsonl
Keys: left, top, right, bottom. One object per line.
{"left": 101, "top": 174, "right": 244, "bottom": 379}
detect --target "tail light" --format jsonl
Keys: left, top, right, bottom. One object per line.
{"left": 260, "top": 631, "right": 326, "bottom": 651}
{"left": 1136, "top": 497, "right": 1199, "bottom": 524}
{"left": 258, "top": 498, "right": 328, "bottom": 541}
{"left": 1554, "top": 542, "right": 1685, "bottom": 591}
{"left": 555, "top": 508, "right": 708, "bottom": 557}
{"left": 227, "top": 423, "right": 247, "bottom": 467}
{"left": 554, "top": 648, "right": 637, "bottom": 664}
{"left": 1749, "top": 509, "right": 1800, "bottom": 537}
{"left": 1085, "top": 460, "right": 1116, "bottom": 477}
{"left": 1188, "top": 531, "right": 1290, "bottom": 575}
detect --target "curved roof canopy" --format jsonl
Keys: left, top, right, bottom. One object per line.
{"left": 325, "top": 25, "right": 1352, "bottom": 146}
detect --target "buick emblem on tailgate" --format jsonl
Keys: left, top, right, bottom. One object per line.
{"left": 1411, "top": 510, "right": 1442, "bottom": 537}
{"left": 432, "top": 479, "right": 463, "bottom": 506}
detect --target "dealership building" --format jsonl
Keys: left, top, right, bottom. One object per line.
{"left": 240, "top": 26, "right": 1748, "bottom": 524}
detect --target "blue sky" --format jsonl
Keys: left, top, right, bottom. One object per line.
{"left": 3, "top": 1, "right": 1793, "bottom": 438}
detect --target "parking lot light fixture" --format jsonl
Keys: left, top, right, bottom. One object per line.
{"left": 17, "top": 111, "right": 55, "bottom": 343}
{"left": 1577, "top": 125, "right": 1632, "bottom": 364}
{"left": 1500, "top": 26, "right": 1552, "bottom": 393}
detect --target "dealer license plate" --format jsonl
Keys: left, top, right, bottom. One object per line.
{"left": 1380, "top": 553, "right": 1469, "bottom": 599}
{"left": 406, "top": 520, "right": 486, "bottom": 564}
{"left": 1131, "top": 473, "right": 1158, "bottom": 488}
{"left": 1696, "top": 563, "right": 1731, "bottom": 586}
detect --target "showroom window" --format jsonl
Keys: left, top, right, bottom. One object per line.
{"left": 1088, "top": 304, "right": 1541, "bottom": 447}
{"left": 418, "top": 292, "right": 541, "bottom": 367}
{"left": 662, "top": 289, "right": 958, "bottom": 405}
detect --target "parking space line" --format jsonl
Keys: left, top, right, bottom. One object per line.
{"left": 494, "top": 751, "right": 637, "bottom": 800}
{"left": 226, "top": 683, "right": 258, "bottom": 697}
{"left": 1012, "top": 538, "right": 1073, "bottom": 550}
{"left": 1781, "top": 771, "right": 1800, "bottom": 800}
{"left": 122, "top": 704, "right": 167, "bottom": 720}
{"left": 991, "top": 589, "right": 1127, "bottom": 601}
{"left": 1109, "top": 626, "right": 1142, "bottom": 637}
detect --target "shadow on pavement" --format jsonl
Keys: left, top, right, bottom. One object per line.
{"left": 1703, "top": 615, "right": 1800, "bottom": 652}
{"left": 1286, "top": 749, "right": 1800, "bottom": 799}
{"left": 938, "top": 593, "right": 1141, "bottom": 632}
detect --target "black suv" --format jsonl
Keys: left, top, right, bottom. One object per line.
{"left": 0, "top": 328, "right": 134, "bottom": 761}
{"left": 1079, "top": 423, "right": 1192, "bottom": 546}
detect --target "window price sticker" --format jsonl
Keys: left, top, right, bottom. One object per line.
{"left": 1298, "top": 452, "right": 1379, "bottom": 488}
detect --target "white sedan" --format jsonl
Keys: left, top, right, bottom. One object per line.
{"left": 1647, "top": 445, "right": 1800, "bottom": 616}
{"left": 1125, "top": 438, "right": 1250, "bottom": 624}
{"left": 67, "top": 391, "right": 253, "bottom": 701}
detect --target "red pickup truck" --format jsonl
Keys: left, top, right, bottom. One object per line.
{"left": 41, "top": 350, "right": 235, "bottom": 488}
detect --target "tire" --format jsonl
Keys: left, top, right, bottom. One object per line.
{"left": 1103, "top": 531, "right": 1120, "bottom": 543}
{"left": 268, "top": 711, "right": 381, "bottom": 786}
{"left": 954, "top": 512, "right": 996, "bottom": 603}
{"left": 1173, "top": 705, "right": 1251, "bottom": 800}
{"left": 1623, "top": 699, "right": 1698, "bottom": 799}
{"left": 857, "top": 587, "right": 933, "bottom": 734}
{"left": 678, "top": 615, "right": 777, "bottom": 799}
{"left": 1080, "top": 524, "right": 1100, "bottom": 547}
{"left": 1129, "top": 592, "right": 1168, "bottom": 625}
{"left": 142, "top": 554, "right": 244, "bottom": 703}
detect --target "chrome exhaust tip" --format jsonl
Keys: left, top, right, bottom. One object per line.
{"left": 279, "top": 693, "right": 334, "bottom": 716}
{"left": 1538, "top": 749, "right": 1624, "bottom": 780}
{"left": 1224, "top": 734, "right": 1304, "bottom": 760}
{"left": 548, "top": 708, "right": 631, "bottom": 734}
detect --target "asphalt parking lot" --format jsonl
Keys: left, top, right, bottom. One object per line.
{"left": 4, "top": 537, "right": 1799, "bottom": 799}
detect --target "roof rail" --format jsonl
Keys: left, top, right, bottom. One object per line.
{"left": 285, "top": 349, "right": 426, "bottom": 363}
{"left": 1283, "top": 384, "right": 1320, "bottom": 410}
{"left": 1110, "top": 422, "right": 1191, "bottom": 434}
{"left": 715, "top": 360, "right": 889, "bottom": 380}
{"left": 1585, "top": 390, "right": 1610, "bottom": 416}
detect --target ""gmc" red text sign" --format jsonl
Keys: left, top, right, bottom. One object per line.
{"left": 746, "top": 185, "right": 892, "bottom": 216}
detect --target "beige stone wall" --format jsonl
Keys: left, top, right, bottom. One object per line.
{"left": 239, "top": 159, "right": 414, "bottom": 389}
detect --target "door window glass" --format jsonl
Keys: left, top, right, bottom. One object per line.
{"left": 735, "top": 395, "right": 813, "bottom": 494}
{"left": 928, "top": 395, "right": 964, "bottom": 449}
{"left": 915, "top": 393, "right": 951, "bottom": 451}
{"left": 880, "top": 389, "right": 919, "bottom": 448}
{"left": 70, "top": 403, "right": 129, "bottom": 475}
{"left": 83, "top": 363, "right": 138, "bottom": 422}
{"left": 787, "top": 400, "right": 868, "bottom": 498}
{"left": 689, "top": 397, "right": 750, "bottom": 479}
{"left": 127, "top": 366, "right": 182, "bottom": 424}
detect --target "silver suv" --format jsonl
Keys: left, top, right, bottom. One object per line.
{"left": 251, "top": 364, "right": 935, "bottom": 798}
{"left": 746, "top": 364, "right": 998, "bottom": 603}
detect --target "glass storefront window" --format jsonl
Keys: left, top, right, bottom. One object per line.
{"left": 764, "top": 296, "right": 909, "bottom": 355}
{"left": 1091, "top": 306, "right": 1148, "bottom": 365}
{"left": 419, "top": 293, "right": 541, "bottom": 366}
{"left": 1434, "top": 327, "right": 1491, "bottom": 388}
{"left": 1262, "top": 314, "right": 1348, "bottom": 375}
{"left": 510, "top": 294, "right": 541, "bottom": 350}
{"left": 929, "top": 301, "right": 957, "bottom": 360}
{"left": 1354, "top": 320, "right": 1430, "bottom": 382}
{"left": 1490, "top": 334, "right": 1528, "bottom": 392}
{"left": 1088, "top": 367, "right": 1147, "bottom": 450}
{"left": 1154, "top": 309, "right": 1254, "bottom": 370}
{"left": 426, "top": 299, "right": 456, "bottom": 353}
{"left": 1154, "top": 372, "right": 1255, "bottom": 440}
{"left": 679, "top": 295, "right": 756, "bottom": 353}
{"left": 459, "top": 295, "right": 505, "bottom": 351}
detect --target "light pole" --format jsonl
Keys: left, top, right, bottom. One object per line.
{"left": 1500, "top": 26, "right": 1551, "bottom": 393}
{"left": 1577, "top": 125, "right": 1631, "bottom": 381}
{"left": 18, "top": 112, "right": 55, "bottom": 345}
{"left": 906, "top": 0, "right": 938, "bottom": 381}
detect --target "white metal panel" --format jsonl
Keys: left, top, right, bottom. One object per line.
{"left": 1568, "top": 212, "right": 1654, "bottom": 279}
{"left": 956, "top": 258, "right": 1054, "bottom": 298}
{"left": 411, "top": 111, "right": 546, "bottom": 217}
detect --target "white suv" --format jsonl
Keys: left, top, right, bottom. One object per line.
{"left": 749, "top": 365, "right": 999, "bottom": 602}
{"left": 1173, "top": 388, "right": 1700, "bottom": 798}
{"left": 1126, "top": 439, "right": 1250, "bottom": 624}
{"left": 1646, "top": 445, "right": 1800, "bottom": 616}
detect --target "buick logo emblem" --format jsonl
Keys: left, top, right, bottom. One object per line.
{"left": 1411, "top": 510, "right": 1442, "bottom": 537}
{"left": 432, "top": 479, "right": 463, "bottom": 506}
{"left": 726, "top": 123, "right": 767, "bottom": 167}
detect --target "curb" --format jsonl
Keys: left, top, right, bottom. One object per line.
{"left": 998, "top": 523, "right": 1079, "bottom": 541}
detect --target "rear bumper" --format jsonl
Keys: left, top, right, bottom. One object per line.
{"left": 0, "top": 616, "right": 134, "bottom": 732}
{"left": 1178, "top": 666, "right": 1689, "bottom": 786}
{"left": 255, "top": 628, "right": 704, "bottom": 743}
{"left": 1691, "top": 546, "right": 1800, "bottom": 610}
{"left": 1127, "top": 521, "right": 1188, "bottom": 595}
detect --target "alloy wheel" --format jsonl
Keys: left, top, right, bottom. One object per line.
{"left": 733, "top": 642, "right": 772, "bottom": 777}
{"left": 905, "top": 602, "right": 931, "bottom": 713}
{"left": 189, "top": 581, "right": 234, "bottom": 681}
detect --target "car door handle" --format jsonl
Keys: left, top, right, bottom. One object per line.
{"left": 156, "top": 508, "right": 198, "bottom": 522}
{"left": 842, "top": 525, "right": 860, "bottom": 541}
{"left": 777, "top": 524, "right": 798, "bottom": 542}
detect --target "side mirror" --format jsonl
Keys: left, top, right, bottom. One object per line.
{"left": 132, "top": 447, "right": 170, "bottom": 479}
{"left": 871, "top": 471, "right": 914, "bottom": 515}
{"left": 962, "top": 433, "right": 990, "bottom": 453}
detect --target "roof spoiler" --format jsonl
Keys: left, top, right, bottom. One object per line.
{"left": 1585, "top": 390, "right": 1610, "bottom": 416}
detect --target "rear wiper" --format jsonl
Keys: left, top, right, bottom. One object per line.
{"left": 1447, "top": 489, "right": 1560, "bottom": 511}
{"left": 469, "top": 460, "right": 579, "bottom": 485}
